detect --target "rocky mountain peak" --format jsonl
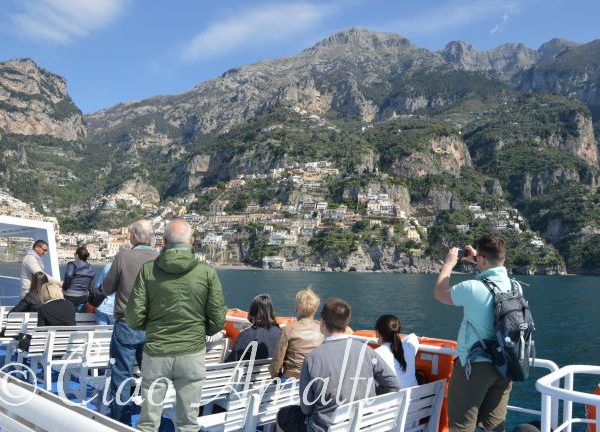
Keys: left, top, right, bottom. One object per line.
{"left": 0, "top": 58, "right": 85, "bottom": 141}
{"left": 537, "top": 38, "right": 580, "bottom": 62}
{"left": 440, "top": 41, "right": 480, "bottom": 70}
{"left": 312, "top": 28, "right": 411, "bottom": 50}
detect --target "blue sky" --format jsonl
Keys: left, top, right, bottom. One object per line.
{"left": 1, "top": 0, "right": 599, "bottom": 114}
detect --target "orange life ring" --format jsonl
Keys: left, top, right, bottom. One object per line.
{"left": 586, "top": 383, "right": 600, "bottom": 432}
{"left": 350, "top": 330, "right": 457, "bottom": 432}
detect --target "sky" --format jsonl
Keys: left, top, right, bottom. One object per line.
{"left": 1, "top": 0, "right": 599, "bottom": 114}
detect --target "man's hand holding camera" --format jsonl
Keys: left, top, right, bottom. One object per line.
{"left": 444, "top": 245, "right": 477, "bottom": 267}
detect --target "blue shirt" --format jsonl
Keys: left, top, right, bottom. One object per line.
{"left": 450, "top": 266, "right": 512, "bottom": 365}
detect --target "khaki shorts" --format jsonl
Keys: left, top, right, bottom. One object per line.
{"left": 448, "top": 361, "right": 513, "bottom": 432}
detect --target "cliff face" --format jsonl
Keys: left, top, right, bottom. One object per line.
{"left": 390, "top": 136, "right": 472, "bottom": 178}
{"left": 0, "top": 59, "right": 86, "bottom": 141}
{"left": 441, "top": 41, "right": 538, "bottom": 78}
{"left": 517, "top": 40, "right": 600, "bottom": 119}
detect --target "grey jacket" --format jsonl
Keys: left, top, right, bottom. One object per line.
{"left": 101, "top": 245, "right": 158, "bottom": 320}
{"left": 300, "top": 337, "right": 400, "bottom": 432}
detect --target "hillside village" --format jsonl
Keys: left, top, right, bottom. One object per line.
{"left": 1, "top": 152, "right": 554, "bottom": 273}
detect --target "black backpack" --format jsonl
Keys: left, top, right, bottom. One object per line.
{"left": 472, "top": 278, "right": 535, "bottom": 381}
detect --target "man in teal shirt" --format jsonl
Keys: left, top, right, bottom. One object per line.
{"left": 434, "top": 236, "right": 513, "bottom": 432}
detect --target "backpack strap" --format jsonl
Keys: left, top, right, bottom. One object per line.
{"left": 481, "top": 278, "right": 501, "bottom": 295}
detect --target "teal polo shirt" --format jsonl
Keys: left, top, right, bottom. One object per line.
{"left": 450, "top": 266, "right": 512, "bottom": 365}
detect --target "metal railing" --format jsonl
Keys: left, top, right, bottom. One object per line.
{"left": 536, "top": 365, "right": 600, "bottom": 432}
{"left": 350, "top": 333, "right": 561, "bottom": 428}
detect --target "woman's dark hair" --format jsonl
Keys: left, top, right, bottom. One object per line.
{"left": 30, "top": 271, "right": 49, "bottom": 295}
{"left": 375, "top": 314, "right": 407, "bottom": 372}
{"left": 76, "top": 245, "right": 90, "bottom": 261}
{"left": 248, "top": 294, "right": 279, "bottom": 329}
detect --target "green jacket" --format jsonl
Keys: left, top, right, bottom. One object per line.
{"left": 125, "top": 243, "right": 227, "bottom": 356}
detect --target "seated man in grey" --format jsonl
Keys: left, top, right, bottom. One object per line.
{"left": 276, "top": 298, "right": 400, "bottom": 432}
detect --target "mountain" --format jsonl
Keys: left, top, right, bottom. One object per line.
{"left": 2, "top": 28, "right": 600, "bottom": 272}
{"left": 0, "top": 59, "right": 85, "bottom": 141}
{"left": 517, "top": 40, "right": 600, "bottom": 125}
{"left": 441, "top": 38, "right": 580, "bottom": 79}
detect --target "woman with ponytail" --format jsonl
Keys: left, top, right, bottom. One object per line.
{"left": 374, "top": 314, "right": 419, "bottom": 388}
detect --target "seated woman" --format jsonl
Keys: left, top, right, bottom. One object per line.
{"left": 11, "top": 271, "right": 47, "bottom": 313}
{"left": 269, "top": 287, "right": 323, "bottom": 379}
{"left": 37, "top": 282, "right": 76, "bottom": 326}
{"left": 374, "top": 314, "right": 419, "bottom": 388}
{"left": 225, "top": 294, "right": 281, "bottom": 362}
{"left": 63, "top": 245, "right": 96, "bottom": 312}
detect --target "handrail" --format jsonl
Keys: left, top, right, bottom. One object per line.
{"left": 536, "top": 365, "right": 600, "bottom": 432}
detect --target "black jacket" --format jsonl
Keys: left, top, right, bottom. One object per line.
{"left": 11, "top": 292, "right": 42, "bottom": 313}
{"left": 63, "top": 260, "right": 95, "bottom": 298}
{"left": 37, "top": 299, "right": 76, "bottom": 326}
{"left": 225, "top": 325, "right": 282, "bottom": 362}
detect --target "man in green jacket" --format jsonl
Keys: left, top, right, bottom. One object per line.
{"left": 126, "top": 218, "right": 227, "bottom": 432}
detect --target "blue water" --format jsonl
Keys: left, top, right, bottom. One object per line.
{"left": 2, "top": 263, "right": 599, "bottom": 427}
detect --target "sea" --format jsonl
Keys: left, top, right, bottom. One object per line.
{"left": 2, "top": 263, "right": 599, "bottom": 428}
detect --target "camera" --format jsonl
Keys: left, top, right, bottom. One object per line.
{"left": 457, "top": 249, "right": 466, "bottom": 259}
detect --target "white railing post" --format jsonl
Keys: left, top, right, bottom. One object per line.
{"left": 563, "top": 371, "right": 574, "bottom": 432}
{"left": 541, "top": 393, "right": 552, "bottom": 432}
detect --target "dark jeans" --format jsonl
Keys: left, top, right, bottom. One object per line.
{"left": 108, "top": 319, "right": 145, "bottom": 425}
{"left": 277, "top": 405, "right": 308, "bottom": 432}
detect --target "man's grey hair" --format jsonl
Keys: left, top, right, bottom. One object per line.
{"left": 165, "top": 219, "right": 193, "bottom": 244}
{"left": 129, "top": 219, "right": 154, "bottom": 244}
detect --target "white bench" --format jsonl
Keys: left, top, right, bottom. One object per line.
{"left": 0, "top": 305, "right": 12, "bottom": 328}
{"left": 1, "top": 312, "right": 111, "bottom": 364}
{"left": 198, "top": 378, "right": 300, "bottom": 432}
{"left": 155, "top": 357, "right": 273, "bottom": 413}
{"left": 0, "top": 312, "right": 38, "bottom": 364}
{"left": 328, "top": 379, "right": 446, "bottom": 432}
{"left": 20, "top": 325, "right": 113, "bottom": 390}
{"left": 84, "top": 337, "right": 237, "bottom": 411}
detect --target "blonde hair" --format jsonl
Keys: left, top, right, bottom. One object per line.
{"left": 39, "top": 282, "right": 64, "bottom": 303}
{"left": 295, "top": 287, "right": 320, "bottom": 318}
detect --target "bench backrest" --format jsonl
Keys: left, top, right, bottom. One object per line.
{"left": 213, "top": 378, "right": 299, "bottom": 432}
{"left": 328, "top": 379, "right": 446, "bottom": 432}
{"left": 0, "top": 306, "right": 11, "bottom": 329}
{"left": 403, "top": 379, "right": 446, "bottom": 432}
{"left": 75, "top": 313, "right": 98, "bottom": 326}
{"left": 3, "top": 312, "right": 104, "bottom": 338}
{"left": 23, "top": 325, "right": 113, "bottom": 360}
{"left": 244, "top": 379, "right": 300, "bottom": 431}
{"left": 180, "top": 358, "right": 274, "bottom": 408}
{"left": 1, "top": 312, "right": 37, "bottom": 337}
{"left": 206, "top": 337, "right": 231, "bottom": 365}
{"left": 82, "top": 327, "right": 113, "bottom": 368}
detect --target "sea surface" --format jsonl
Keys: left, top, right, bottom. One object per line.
{"left": 2, "top": 263, "right": 599, "bottom": 427}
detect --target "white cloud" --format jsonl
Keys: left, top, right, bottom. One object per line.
{"left": 387, "top": 0, "right": 522, "bottom": 37}
{"left": 9, "top": 0, "right": 128, "bottom": 44}
{"left": 180, "top": 3, "right": 333, "bottom": 63}
{"left": 490, "top": 3, "right": 521, "bottom": 35}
